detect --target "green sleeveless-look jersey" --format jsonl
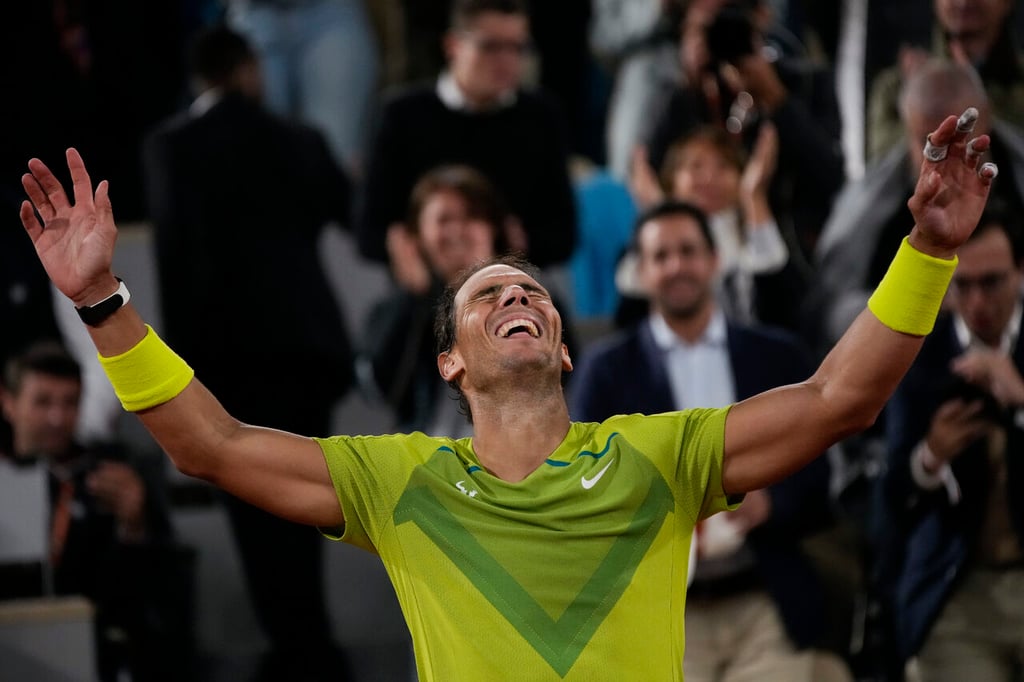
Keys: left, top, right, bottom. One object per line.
{"left": 315, "top": 407, "right": 735, "bottom": 681}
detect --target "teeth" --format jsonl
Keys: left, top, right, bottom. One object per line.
{"left": 497, "top": 318, "right": 539, "bottom": 338}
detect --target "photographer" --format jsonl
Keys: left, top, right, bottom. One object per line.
{"left": 0, "top": 343, "right": 190, "bottom": 682}
{"left": 641, "top": 0, "right": 844, "bottom": 265}
{"left": 876, "top": 203, "right": 1024, "bottom": 681}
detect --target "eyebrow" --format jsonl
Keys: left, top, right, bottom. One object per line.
{"left": 471, "top": 280, "right": 548, "bottom": 299}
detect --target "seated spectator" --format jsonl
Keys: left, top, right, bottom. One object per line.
{"left": 630, "top": 123, "right": 803, "bottom": 329}
{"left": 359, "top": 164, "right": 577, "bottom": 436}
{"left": 0, "top": 213, "right": 63, "bottom": 453}
{"left": 866, "top": 0, "right": 1024, "bottom": 165}
{"left": 0, "top": 343, "right": 191, "bottom": 682}
{"left": 356, "top": 0, "right": 577, "bottom": 269}
{"left": 809, "top": 58, "right": 1024, "bottom": 357}
{"left": 806, "top": 59, "right": 1024, "bottom": 679}
{"left": 875, "top": 204, "right": 1024, "bottom": 680}
{"left": 642, "top": 0, "right": 845, "bottom": 263}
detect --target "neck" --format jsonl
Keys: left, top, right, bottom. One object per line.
{"left": 467, "top": 380, "right": 571, "bottom": 482}
{"left": 452, "top": 73, "right": 506, "bottom": 111}
{"left": 661, "top": 302, "right": 715, "bottom": 344}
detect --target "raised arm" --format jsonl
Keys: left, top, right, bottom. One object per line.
{"left": 721, "top": 110, "right": 997, "bottom": 495}
{"left": 19, "top": 149, "right": 343, "bottom": 528}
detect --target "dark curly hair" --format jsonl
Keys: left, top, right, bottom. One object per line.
{"left": 433, "top": 254, "right": 541, "bottom": 423}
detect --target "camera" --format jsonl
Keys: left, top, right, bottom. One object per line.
{"left": 705, "top": 2, "right": 757, "bottom": 67}
{"left": 940, "top": 376, "right": 1005, "bottom": 422}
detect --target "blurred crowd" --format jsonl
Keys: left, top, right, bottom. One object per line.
{"left": 2, "top": 1, "right": 1024, "bottom": 681}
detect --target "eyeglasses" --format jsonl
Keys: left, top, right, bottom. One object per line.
{"left": 951, "top": 270, "right": 1012, "bottom": 295}
{"left": 461, "top": 33, "right": 531, "bottom": 57}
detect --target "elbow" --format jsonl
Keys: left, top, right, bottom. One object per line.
{"left": 809, "top": 376, "right": 884, "bottom": 441}
{"left": 837, "top": 404, "right": 881, "bottom": 439}
{"left": 170, "top": 454, "right": 211, "bottom": 482}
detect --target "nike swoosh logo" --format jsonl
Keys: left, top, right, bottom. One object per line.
{"left": 581, "top": 458, "right": 615, "bottom": 490}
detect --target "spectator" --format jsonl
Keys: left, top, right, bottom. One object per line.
{"left": 0, "top": 343, "right": 189, "bottom": 682}
{"left": 866, "top": 0, "right": 1024, "bottom": 165}
{"left": 359, "top": 164, "right": 576, "bottom": 436}
{"left": 141, "top": 24, "right": 353, "bottom": 682}
{"left": 808, "top": 59, "right": 1024, "bottom": 681}
{"left": 0, "top": 209, "right": 62, "bottom": 452}
{"left": 356, "top": 0, "right": 577, "bottom": 268}
{"left": 630, "top": 123, "right": 802, "bottom": 330}
{"left": 225, "top": 0, "right": 380, "bottom": 176}
{"left": 593, "top": 0, "right": 684, "bottom": 180}
{"left": 569, "top": 201, "right": 842, "bottom": 681}
{"left": 809, "top": 58, "right": 1024, "bottom": 357}
{"left": 876, "top": 205, "right": 1024, "bottom": 680}
{"left": 643, "top": 0, "right": 845, "bottom": 263}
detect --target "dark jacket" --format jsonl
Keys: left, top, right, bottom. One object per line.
{"left": 142, "top": 92, "right": 354, "bottom": 425}
{"left": 646, "top": 56, "right": 845, "bottom": 264}
{"left": 356, "top": 84, "right": 577, "bottom": 267}
{"left": 878, "top": 312, "right": 1024, "bottom": 661}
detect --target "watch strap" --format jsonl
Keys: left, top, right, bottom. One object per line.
{"left": 75, "top": 278, "right": 130, "bottom": 326}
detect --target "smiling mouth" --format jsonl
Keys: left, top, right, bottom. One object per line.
{"left": 497, "top": 318, "right": 540, "bottom": 338}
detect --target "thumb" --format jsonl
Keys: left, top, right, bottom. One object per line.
{"left": 96, "top": 180, "right": 114, "bottom": 225}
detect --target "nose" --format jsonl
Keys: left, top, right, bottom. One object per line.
{"left": 499, "top": 284, "right": 530, "bottom": 307}
{"left": 45, "top": 405, "right": 72, "bottom": 428}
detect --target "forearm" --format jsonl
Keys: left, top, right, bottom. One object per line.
{"left": 724, "top": 232, "right": 955, "bottom": 494}
{"left": 723, "top": 316, "right": 921, "bottom": 494}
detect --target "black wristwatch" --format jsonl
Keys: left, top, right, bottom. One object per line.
{"left": 75, "top": 278, "right": 131, "bottom": 326}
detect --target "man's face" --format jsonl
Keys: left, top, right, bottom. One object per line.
{"left": 951, "top": 225, "right": 1022, "bottom": 346}
{"left": 418, "top": 189, "right": 497, "bottom": 283}
{"left": 440, "top": 264, "right": 571, "bottom": 391}
{"left": 446, "top": 12, "right": 529, "bottom": 105}
{"left": 1, "top": 372, "right": 80, "bottom": 459}
{"left": 669, "top": 140, "right": 741, "bottom": 215}
{"left": 637, "top": 214, "right": 718, "bottom": 320}
{"left": 934, "top": 0, "right": 1011, "bottom": 39}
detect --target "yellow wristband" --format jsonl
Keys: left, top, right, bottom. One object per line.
{"left": 97, "top": 325, "right": 194, "bottom": 412}
{"left": 867, "top": 237, "right": 957, "bottom": 336}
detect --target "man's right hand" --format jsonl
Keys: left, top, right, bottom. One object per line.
{"left": 20, "top": 148, "right": 120, "bottom": 308}
{"left": 925, "top": 398, "right": 993, "bottom": 465}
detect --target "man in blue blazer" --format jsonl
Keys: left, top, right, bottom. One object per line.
{"left": 569, "top": 201, "right": 837, "bottom": 681}
{"left": 878, "top": 205, "right": 1024, "bottom": 681}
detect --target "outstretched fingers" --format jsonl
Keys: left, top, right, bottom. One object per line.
{"left": 21, "top": 166, "right": 56, "bottom": 222}
{"left": 25, "top": 156, "right": 71, "bottom": 217}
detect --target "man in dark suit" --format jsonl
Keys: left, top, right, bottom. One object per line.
{"left": 877, "top": 204, "right": 1024, "bottom": 681}
{"left": 569, "top": 201, "right": 838, "bottom": 681}
{"left": 141, "top": 25, "right": 353, "bottom": 682}
{"left": 356, "top": 0, "right": 577, "bottom": 268}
